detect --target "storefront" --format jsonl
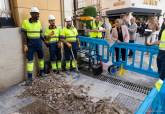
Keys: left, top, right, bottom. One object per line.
{"left": 106, "top": 0, "right": 162, "bottom": 20}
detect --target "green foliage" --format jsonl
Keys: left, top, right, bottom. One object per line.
{"left": 82, "top": 6, "right": 97, "bottom": 29}
{"left": 83, "top": 6, "right": 97, "bottom": 18}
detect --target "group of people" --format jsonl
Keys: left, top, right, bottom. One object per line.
{"left": 111, "top": 14, "right": 165, "bottom": 81}
{"left": 110, "top": 15, "right": 137, "bottom": 61}
{"left": 22, "top": 7, "right": 79, "bottom": 85}
{"left": 22, "top": 7, "right": 165, "bottom": 85}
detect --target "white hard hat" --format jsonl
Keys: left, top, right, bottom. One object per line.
{"left": 65, "top": 16, "right": 72, "bottom": 21}
{"left": 48, "top": 15, "right": 56, "bottom": 20}
{"left": 30, "top": 7, "right": 39, "bottom": 13}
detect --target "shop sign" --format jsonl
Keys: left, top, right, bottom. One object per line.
{"left": 113, "top": 0, "right": 125, "bottom": 7}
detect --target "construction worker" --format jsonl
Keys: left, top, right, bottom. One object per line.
{"left": 44, "top": 15, "right": 62, "bottom": 74}
{"left": 61, "top": 17, "right": 79, "bottom": 72}
{"left": 157, "top": 15, "right": 165, "bottom": 80}
{"left": 88, "top": 16, "right": 105, "bottom": 60}
{"left": 21, "top": 7, "right": 45, "bottom": 85}
{"left": 89, "top": 15, "right": 105, "bottom": 39}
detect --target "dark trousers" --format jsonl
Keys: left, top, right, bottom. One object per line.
{"left": 157, "top": 50, "right": 165, "bottom": 80}
{"left": 49, "top": 43, "right": 61, "bottom": 61}
{"left": 115, "top": 48, "right": 126, "bottom": 62}
{"left": 64, "top": 42, "right": 77, "bottom": 61}
{"left": 27, "top": 39, "right": 44, "bottom": 61}
{"left": 27, "top": 39, "right": 44, "bottom": 79}
{"left": 129, "top": 40, "right": 135, "bottom": 56}
{"left": 95, "top": 44, "right": 99, "bottom": 59}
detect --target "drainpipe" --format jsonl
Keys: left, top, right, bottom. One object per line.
{"left": 60, "top": 0, "right": 64, "bottom": 27}
{"left": 73, "top": 0, "right": 77, "bottom": 27}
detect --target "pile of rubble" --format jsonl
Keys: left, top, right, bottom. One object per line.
{"left": 23, "top": 75, "right": 132, "bottom": 114}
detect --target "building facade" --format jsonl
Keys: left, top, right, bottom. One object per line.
{"left": 76, "top": 0, "right": 165, "bottom": 17}
{"left": 10, "top": 0, "right": 64, "bottom": 28}
{"left": 0, "top": 0, "right": 74, "bottom": 28}
{"left": 105, "top": 0, "right": 163, "bottom": 17}
{"left": 77, "top": 0, "right": 102, "bottom": 15}
{"left": 1, "top": 0, "right": 165, "bottom": 27}
{"left": 0, "top": 0, "right": 10, "bottom": 17}
{"left": 64, "top": 0, "right": 73, "bottom": 19}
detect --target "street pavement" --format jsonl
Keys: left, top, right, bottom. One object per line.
{"left": 0, "top": 36, "right": 159, "bottom": 114}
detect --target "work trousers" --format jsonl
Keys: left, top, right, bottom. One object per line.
{"left": 26, "top": 39, "right": 44, "bottom": 80}
{"left": 128, "top": 40, "right": 135, "bottom": 56}
{"left": 115, "top": 48, "right": 126, "bottom": 62}
{"left": 49, "top": 43, "right": 61, "bottom": 71}
{"left": 157, "top": 50, "right": 165, "bottom": 80}
{"left": 64, "top": 42, "right": 78, "bottom": 70}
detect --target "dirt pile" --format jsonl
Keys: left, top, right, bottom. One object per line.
{"left": 23, "top": 76, "right": 132, "bottom": 114}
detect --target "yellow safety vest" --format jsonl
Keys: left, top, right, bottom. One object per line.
{"left": 159, "top": 29, "right": 165, "bottom": 50}
{"left": 44, "top": 27, "right": 61, "bottom": 43}
{"left": 90, "top": 21, "right": 103, "bottom": 38}
{"left": 61, "top": 27, "right": 78, "bottom": 42}
{"left": 21, "top": 20, "right": 42, "bottom": 39}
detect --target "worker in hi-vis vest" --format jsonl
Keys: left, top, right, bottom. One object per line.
{"left": 44, "top": 15, "right": 62, "bottom": 74}
{"left": 88, "top": 16, "right": 105, "bottom": 60}
{"left": 157, "top": 15, "right": 165, "bottom": 80}
{"left": 60, "top": 17, "right": 79, "bottom": 72}
{"left": 89, "top": 15, "right": 105, "bottom": 39}
{"left": 21, "top": 7, "right": 45, "bottom": 86}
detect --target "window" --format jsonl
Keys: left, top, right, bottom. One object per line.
{"left": 91, "top": 0, "right": 98, "bottom": 5}
{"left": 78, "top": 0, "right": 86, "bottom": 8}
{"left": 143, "top": 0, "right": 159, "bottom": 5}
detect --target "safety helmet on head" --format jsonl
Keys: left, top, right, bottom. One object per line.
{"left": 48, "top": 15, "right": 56, "bottom": 20}
{"left": 30, "top": 7, "right": 39, "bottom": 13}
{"left": 65, "top": 16, "right": 72, "bottom": 22}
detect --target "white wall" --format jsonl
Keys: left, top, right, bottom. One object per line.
{"left": 0, "top": 28, "right": 24, "bottom": 91}
{"left": 0, "top": 0, "right": 10, "bottom": 17}
{"left": 159, "top": 0, "right": 165, "bottom": 15}
{"left": 64, "top": 0, "right": 73, "bottom": 18}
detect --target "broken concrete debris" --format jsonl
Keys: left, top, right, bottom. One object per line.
{"left": 22, "top": 75, "right": 132, "bottom": 114}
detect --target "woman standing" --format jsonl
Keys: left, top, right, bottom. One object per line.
{"left": 111, "top": 19, "right": 130, "bottom": 62}
{"left": 145, "top": 17, "right": 159, "bottom": 46}
{"left": 128, "top": 17, "right": 137, "bottom": 57}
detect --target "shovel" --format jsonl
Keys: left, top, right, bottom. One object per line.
{"left": 70, "top": 48, "right": 80, "bottom": 79}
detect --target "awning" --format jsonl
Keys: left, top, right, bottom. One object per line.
{"left": 76, "top": 16, "right": 94, "bottom": 21}
{"left": 106, "top": 7, "right": 162, "bottom": 17}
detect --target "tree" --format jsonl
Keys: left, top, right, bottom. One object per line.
{"left": 83, "top": 6, "right": 97, "bottom": 18}
{"left": 83, "top": 6, "right": 97, "bottom": 29}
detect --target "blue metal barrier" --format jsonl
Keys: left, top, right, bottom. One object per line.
{"left": 110, "top": 42, "right": 159, "bottom": 78}
{"left": 78, "top": 36, "right": 165, "bottom": 114}
{"left": 136, "top": 81, "right": 165, "bottom": 114}
{"left": 78, "top": 36, "right": 110, "bottom": 63}
{"left": 79, "top": 36, "right": 159, "bottom": 78}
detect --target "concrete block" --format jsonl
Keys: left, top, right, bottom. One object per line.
{"left": 0, "top": 28, "right": 24, "bottom": 91}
